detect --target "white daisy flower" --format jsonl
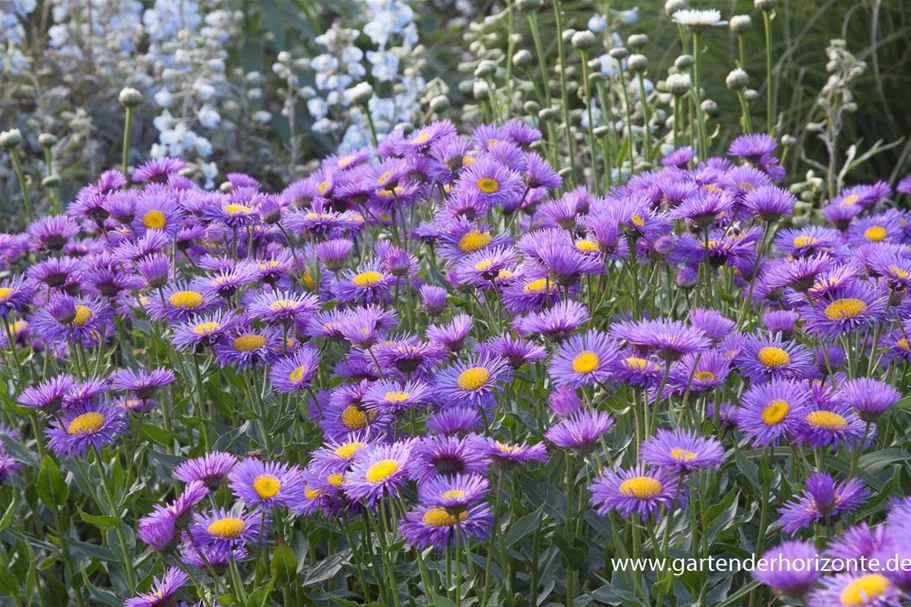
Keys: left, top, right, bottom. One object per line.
{"left": 672, "top": 9, "right": 727, "bottom": 31}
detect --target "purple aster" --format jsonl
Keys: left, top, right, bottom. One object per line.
{"left": 774, "top": 226, "right": 844, "bottom": 258}
{"left": 825, "top": 522, "right": 889, "bottom": 564}
{"left": 608, "top": 352, "right": 665, "bottom": 388}
{"left": 846, "top": 213, "right": 905, "bottom": 247}
{"left": 124, "top": 568, "right": 188, "bottom": 607}
{"left": 315, "top": 238, "right": 354, "bottom": 272}
{"left": 762, "top": 310, "right": 800, "bottom": 338}
{"left": 481, "top": 437, "right": 548, "bottom": 470}
{"left": 524, "top": 152, "right": 562, "bottom": 190}
{"left": 501, "top": 272, "right": 563, "bottom": 313}
{"left": 269, "top": 347, "right": 321, "bottom": 393}
{"left": 822, "top": 201, "right": 864, "bottom": 230}
{"left": 435, "top": 218, "right": 510, "bottom": 263}
{"left": 332, "top": 262, "right": 395, "bottom": 305}
{"left": 0, "top": 276, "right": 33, "bottom": 317}
{"left": 454, "top": 246, "right": 518, "bottom": 289}
{"left": 173, "top": 451, "right": 239, "bottom": 491}
{"left": 32, "top": 293, "right": 113, "bottom": 347}
{"left": 738, "top": 379, "right": 811, "bottom": 447}
{"left": 728, "top": 134, "right": 777, "bottom": 162}
{"left": 246, "top": 289, "right": 319, "bottom": 325}
{"left": 742, "top": 185, "right": 796, "bottom": 221}
{"left": 363, "top": 379, "right": 432, "bottom": 414}
{"left": 62, "top": 376, "right": 111, "bottom": 408}
{"left": 339, "top": 305, "right": 399, "bottom": 349}
{"left": 687, "top": 308, "right": 736, "bottom": 343}
{"left": 609, "top": 318, "right": 711, "bottom": 361}
{"left": 110, "top": 367, "right": 176, "bottom": 399}
{"left": 411, "top": 435, "right": 489, "bottom": 481}
{"left": 661, "top": 146, "right": 694, "bottom": 168}
{"left": 147, "top": 284, "right": 217, "bottom": 323}
{"left": 477, "top": 333, "right": 547, "bottom": 369}
{"left": 837, "top": 377, "right": 901, "bottom": 421}
{"left": 455, "top": 156, "right": 524, "bottom": 210}
{"left": 778, "top": 472, "right": 868, "bottom": 534}
{"left": 807, "top": 572, "right": 903, "bottom": 607}
{"left": 548, "top": 386, "right": 582, "bottom": 417}
{"left": 374, "top": 336, "right": 447, "bottom": 378}
{"left": 45, "top": 401, "right": 128, "bottom": 458}
{"left": 193, "top": 263, "right": 260, "bottom": 300}
{"left": 590, "top": 465, "right": 682, "bottom": 520}
{"left": 26, "top": 215, "right": 80, "bottom": 251}
{"left": 426, "top": 407, "right": 483, "bottom": 436}
{"left": 201, "top": 198, "right": 260, "bottom": 228}
{"left": 434, "top": 354, "right": 511, "bottom": 409}
{"left": 343, "top": 440, "right": 415, "bottom": 505}
{"left": 420, "top": 285, "right": 448, "bottom": 317}
{"left": 898, "top": 176, "right": 911, "bottom": 195}
{"left": 735, "top": 334, "right": 814, "bottom": 384}
{"left": 132, "top": 157, "right": 185, "bottom": 183}
{"left": 213, "top": 325, "right": 281, "bottom": 370}
{"left": 132, "top": 193, "right": 185, "bottom": 237}
{"left": 399, "top": 502, "right": 493, "bottom": 551}
{"left": 762, "top": 253, "right": 837, "bottom": 292}
{"left": 228, "top": 458, "right": 301, "bottom": 509}
{"left": 549, "top": 329, "right": 620, "bottom": 387}
{"left": 426, "top": 314, "right": 473, "bottom": 352}
{"left": 17, "top": 374, "right": 75, "bottom": 413}
{"left": 188, "top": 507, "right": 266, "bottom": 550}
{"left": 417, "top": 473, "right": 489, "bottom": 512}
{"left": 170, "top": 310, "right": 239, "bottom": 351}
{"left": 802, "top": 282, "right": 887, "bottom": 340}
{"left": 668, "top": 190, "right": 733, "bottom": 227}
{"left": 513, "top": 300, "right": 590, "bottom": 342}
{"left": 794, "top": 401, "right": 868, "bottom": 451}
{"left": 667, "top": 351, "right": 730, "bottom": 394}
{"left": 640, "top": 428, "right": 725, "bottom": 473}
{"left": 544, "top": 410, "right": 615, "bottom": 452}
{"left": 753, "top": 540, "right": 820, "bottom": 600}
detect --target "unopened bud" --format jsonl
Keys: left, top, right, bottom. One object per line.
{"left": 118, "top": 87, "right": 144, "bottom": 108}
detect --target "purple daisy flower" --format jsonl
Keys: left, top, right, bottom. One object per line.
{"left": 778, "top": 472, "right": 868, "bottom": 534}
{"left": 399, "top": 502, "right": 493, "bottom": 551}
{"left": 774, "top": 226, "right": 844, "bottom": 258}
{"left": 608, "top": 352, "right": 665, "bottom": 388}
{"left": 181, "top": 541, "right": 248, "bottom": 575}
{"left": 548, "top": 385, "right": 582, "bottom": 417}
{"left": 17, "top": 374, "right": 75, "bottom": 413}
{"left": 246, "top": 289, "right": 320, "bottom": 325}
{"left": 456, "top": 156, "right": 524, "bottom": 209}
{"left": 481, "top": 437, "right": 548, "bottom": 470}
{"left": 513, "top": 300, "right": 590, "bottom": 342}
{"left": 742, "top": 185, "right": 796, "bottom": 221}
{"left": 173, "top": 451, "right": 239, "bottom": 491}
{"left": 363, "top": 379, "right": 432, "bottom": 414}
{"left": 426, "top": 314, "right": 473, "bottom": 352}
{"left": 110, "top": 367, "right": 176, "bottom": 399}
{"left": 549, "top": 330, "right": 620, "bottom": 387}
{"left": 132, "top": 157, "right": 185, "bottom": 183}
{"left": 201, "top": 198, "right": 260, "bottom": 228}
{"left": 0, "top": 276, "right": 33, "bottom": 317}
{"left": 668, "top": 351, "right": 730, "bottom": 394}
{"left": 188, "top": 507, "right": 266, "bottom": 550}
{"left": 171, "top": 310, "right": 239, "bottom": 351}
{"left": 124, "top": 568, "right": 188, "bottom": 607}
{"left": 477, "top": 333, "right": 547, "bottom": 369}
{"left": 738, "top": 379, "right": 811, "bottom": 447}
{"left": 762, "top": 253, "right": 837, "bottom": 292}
{"left": 426, "top": 407, "right": 483, "bottom": 436}
{"left": 735, "top": 334, "right": 814, "bottom": 384}
{"left": 417, "top": 473, "right": 489, "bottom": 512}
{"left": 339, "top": 305, "right": 399, "bottom": 349}
{"left": 545, "top": 410, "right": 615, "bottom": 452}
{"left": 753, "top": 540, "right": 820, "bottom": 599}
{"left": 590, "top": 465, "right": 682, "bottom": 520}
{"left": 687, "top": 308, "right": 736, "bottom": 343}
{"left": 309, "top": 433, "right": 375, "bottom": 475}
{"left": 228, "top": 458, "right": 301, "bottom": 508}
{"left": 802, "top": 282, "right": 887, "bottom": 340}
{"left": 62, "top": 376, "right": 111, "bottom": 408}
{"left": 27, "top": 256, "right": 81, "bottom": 289}
{"left": 419, "top": 285, "right": 448, "bottom": 317}
{"left": 434, "top": 354, "right": 511, "bottom": 409}
{"left": 213, "top": 325, "right": 281, "bottom": 370}
{"left": 762, "top": 310, "right": 800, "bottom": 338}
{"left": 640, "top": 428, "right": 725, "bottom": 473}
{"left": 794, "top": 402, "right": 868, "bottom": 451}
{"left": 269, "top": 347, "right": 321, "bottom": 393}
{"left": 147, "top": 284, "right": 217, "bottom": 323}
{"left": 610, "top": 318, "right": 711, "bottom": 361}
{"left": 332, "top": 262, "right": 395, "bottom": 305}
{"left": 26, "top": 215, "right": 80, "bottom": 251}
{"left": 343, "top": 440, "right": 415, "bottom": 505}
{"left": 411, "top": 435, "right": 489, "bottom": 481}
{"left": 315, "top": 238, "right": 354, "bottom": 272}
{"left": 825, "top": 522, "right": 889, "bottom": 564}
{"left": 436, "top": 218, "right": 510, "bottom": 263}
{"left": 837, "top": 378, "right": 901, "bottom": 421}
{"left": 668, "top": 190, "right": 733, "bottom": 227}
{"left": 728, "top": 134, "right": 777, "bottom": 162}
{"left": 806, "top": 572, "right": 902, "bottom": 607}
{"left": 45, "top": 401, "right": 128, "bottom": 458}
{"left": 525, "top": 152, "right": 562, "bottom": 189}
{"left": 34, "top": 293, "right": 113, "bottom": 347}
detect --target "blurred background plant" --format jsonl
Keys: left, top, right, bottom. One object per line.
{"left": 2, "top": 0, "right": 909, "bottom": 229}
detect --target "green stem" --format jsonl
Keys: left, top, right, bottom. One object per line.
{"left": 122, "top": 107, "right": 133, "bottom": 177}
{"left": 552, "top": 0, "right": 576, "bottom": 184}
{"left": 8, "top": 148, "right": 33, "bottom": 224}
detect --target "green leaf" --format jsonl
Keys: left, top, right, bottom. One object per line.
{"left": 37, "top": 455, "right": 68, "bottom": 508}
{"left": 139, "top": 422, "right": 172, "bottom": 448}
{"left": 504, "top": 505, "right": 544, "bottom": 547}
{"left": 246, "top": 581, "right": 274, "bottom": 607}
{"left": 0, "top": 496, "right": 15, "bottom": 533}
{"left": 77, "top": 506, "right": 118, "bottom": 530}
{"left": 271, "top": 542, "right": 297, "bottom": 585}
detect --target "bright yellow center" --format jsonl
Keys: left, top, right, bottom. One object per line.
{"left": 496, "top": 442, "right": 521, "bottom": 455}
{"left": 338, "top": 155, "right": 356, "bottom": 168}
{"left": 888, "top": 265, "right": 910, "bottom": 279}
{"left": 631, "top": 214, "right": 645, "bottom": 227}
{"left": 572, "top": 351, "right": 600, "bottom": 374}
{"left": 334, "top": 442, "right": 366, "bottom": 460}
{"left": 72, "top": 305, "right": 93, "bottom": 326}
{"left": 523, "top": 278, "right": 551, "bottom": 294}
{"left": 738, "top": 182, "right": 755, "bottom": 192}
{"left": 864, "top": 226, "right": 888, "bottom": 242}
{"left": 806, "top": 410, "right": 848, "bottom": 430}
{"left": 457, "top": 367, "right": 490, "bottom": 391}
{"left": 269, "top": 299, "right": 297, "bottom": 311}
{"left": 475, "top": 259, "right": 493, "bottom": 271}
{"left": 619, "top": 477, "right": 663, "bottom": 498}
{"left": 694, "top": 371, "right": 716, "bottom": 382}
{"left": 352, "top": 271, "right": 384, "bottom": 287}
{"left": 377, "top": 171, "right": 395, "bottom": 185}
{"left": 477, "top": 177, "right": 500, "bottom": 194}
{"left": 793, "top": 236, "right": 819, "bottom": 247}
{"left": 304, "top": 487, "right": 323, "bottom": 499}
{"left": 458, "top": 230, "right": 493, "bottom": 253}
{"left": 328, "top": 473, "right": 345, "bottom": 487}
{"left": 169, "top": 291, "right": 205, "bottom": 310}
{"left": 223, "top": 204, "right": 250, "bottom": 215}
{"left": 899, "top": 338, "right": 910, "bottom": 351}
{"left": 839, "top": 574, "right": 890, "bottom": 607}
{"left": 841, "top": 194, "right": 860, "bottom": 206}
{"left": 67, "top": 412, "right": 105, "bottom": 435}
{"left": 670, "top": 448, "right": 697, "bottom": 462}
{"left": 761, "top": 400, "right": 790, "bottom": 425}
{"left": 341, "top": 405, "right": 374, "bottom": 430}
{"left": 142, "top": 209, "right": 167, "bottom": 229}
{"left": 253, "top": 475, "right": 281, "bottom": 499}
{"left": 414, "top": 133, "right": 430, "bottom": 143}
{"left": 422, "top": 507, "right": 468, "bottom": 527}
{"left": 385, "top": 391, "right": 411, "bottom": 402}
{"left": 365, "top": 459, "right": 400, "bottom": 483}
{"left": 442, "top": 489, "right": 466, "bottom": 500}
{"left": 233, "top": 335, "right": 267, "bottom": 352}
{"left": 318, "top": 181, "right": 330, "bottom": 194}
{"left": 207, "top": 517, "right": 246, "bottom": 538}
{"left": 824, "top": 298, "right": 867, "bottom": 321}
{"left": 0, "top": 287, "right": 11, "bottom": 301}
{"left": 288, "top": 366, "right": 308, "bottom": 383}
{"left": 623, "top": 357, "right": 657, "bottom": 372}
{"left": 576, "top": 241, "right": 600, "bottom": 253}
{"left": 193, "top": 321, "right": 220, "bottom": 335}
{"left": 757, "top": 346, "right": 790, "bottom": 368}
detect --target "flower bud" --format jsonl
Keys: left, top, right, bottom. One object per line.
{"left": 561, "top": 29, "right": 576, "bottom": 44}
{"left": 608, "top": 47, "right": 628, "bottom": 60}
{"left": 118, "top": 87, "right": 144, "bottom": 108}
{"left": 473, "top": 81, "right": 490, "bottom": 100}
{"left": 754, "top": 0, "right": 777, "bottom": 10}
{"left": 571, "top": 30, "right": 597, "bottom": 51}
{"left": 627, "top": 34, "right": 649, "bottom": 49}
{"left": 745, "top": 89, "right": 761, "bottom": 102}
{"left": 627, "top": 54, "right": 648, "bottom": 73}
{"left": 524, "top": 100, "right": 540, "bottom": 114}
{"left": 347, "top": 82, "right": 374, "bottom": 107}
{"left": 430, "top": 95, "right": 450, "bottom": 112}
{"left": 725, "top": 68, "right": 749, "bottom": 90}
{"left": 730, "top": 15, "right": 752, "bottom": 34}
{"left": 516, "top": 0, "right": 543, "bottom": 11}
{"left": 701, "top": 99, "right": 720, "bottom": 117}
{"left": 589, "top": 71, "right": 606, "bottom": 85}
{"left": 38, "top": 133, "right": 58, "bottom": 148}
{"left": 674, "top": 54, "right": 695, "bottom": 70}
{"left": 781, "top": 135, "right": 797, "bottom": 147}
{"left": 665, "top": 0, "right": 688, "bottom": 15}
{"left": 538, "top": 107, "right": 560, "bottom": 121}
{"left": 0, "top": 129, "right": 22, "bottom": 149}
{"left": 513, "top": 49, "right": 533, "bottom": 68}
{"left": 666, "top": 73, "right": 691, "bottom": 96}
{"left": 42, "top": 175, "right": 61, "bottom": 187}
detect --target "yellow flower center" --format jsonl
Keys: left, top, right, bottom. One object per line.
{"left": 413, "top": 133, "right": 430, "bottom": 143}
{"left": 233, "top": 335, "right": 267, "bottom": 352}
{"left": 572, "top": 351, "right": 600, "bottom": 374}
{"left": 475, "top": 259, "right": 493, "bottom": 271}
{"left": 193, "top": 321, "right": 220, "bottom": 335}
{"left": 223, "top": 204, "right": 250, "bottom": 216}
{"left": 694, "top": 370, "right": 716, "bottom": 382}
{"left": 207, "top": 517, "right": 246, "bottom": 539}
{"left": 269, "top": 299, "right": 297, "bottom": 311}
{"left": 841, "top": 194, "right": 860, "bottom": 206}
{"left": 304, "top": 487, "right": 323, "bottom": 499}
{"left": 793, "top": 236, "right": 819, "bottom": 247}
{"left": 458, "top": 230, "right": 493, "bottom": 253}
{"left": 72, "top": 305, "right": 93, "bottom": 327}
{"left": 377, "top": 171, "right": 395, "bottom": 185}
{"left": 670, "top": 448, "right": 697, "bottom": 462}
{"left": 824, "top": 298, "right": 867, "bottom": 321}
{"left": 757, "top": 346, "right": 790, "bottom": 368}
{"left": 169, "top": 291, "right": 205, "bottom": 310}
{"left": 497, "top": 269, "right": 514, "bottom": 280}
{"left": 523, "top": 278, "right": 551, "bottom": 294}
{"left": 327, "top": 473, "right": 345, "bottom": 487}
{"left": 338, "top": 155, "right": 356, "bottom": 168}
{"left": 623, "top": 357, "right": 657, "bottom": 372}
{"left": 365, "top": 459, "right": 400, "bottom": 483}
{"left": 619, "top": 477, "right": 663, "bottom": 498}
{"left": 631, "top": 214, "right": 645, "bottom": 227}
{"left": 422, "top": 507, "right": 468, "bottom": 527}
{"left": 839, "top": 574, "right": 891, "bottom": 607}
{"left": 253, "top": 475, "right": 281, "bottom": 499}
{"left": 496, "top": 441, "right": 520, "bottom": 455}
{"left": 385, "top": 391, "right": 411, "bottom": 402}
{"left": 899, "top": 338, "right": 910, "bottom": 351}
{"left": 334, "top": 442, "right": 366, "bottom": 460}
{"left": 318, "top": 181, "right": 330, "bottom": 194}
{"left": 476, "top": 177, "right": 500, "bottom": 194}
{"left": 142, "top": 209, "right": 167, "bottom": 229}
{"left": 738, "top": 182, "right": 755, "bottom": 192}
{"left": 576, "top": 240, "right": 600, "bottom": 253}
{"left": 67, "top": 412, "right": 105, "bottom": 435}
{"left": 864, "top": 226, "right": 888, "bottom": 242}
{"left": 288, "top": 365, "right": 308, "bottom": 383}
{"left": 341, "top": 405, "right": 375, "bottom": 430}
{"left": 442, "top": 489, "right": 466, "bottom": 500}
{"left": 0, "top": 287, "right": 11, "bottom": 302}
{"left": 761, "top": 400, "right": 790, "bottom": 425}
{"left": 457, "top": 367, "right": 490, "bottom": 391}
{"left": 806, "top": 410, "right": 849, "bottom": 430}
{"left": 352, "top": 270, "right": 384, "bottom": 287}
{"left": 888, "top": 265, "right": 910, "bottom": 279}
